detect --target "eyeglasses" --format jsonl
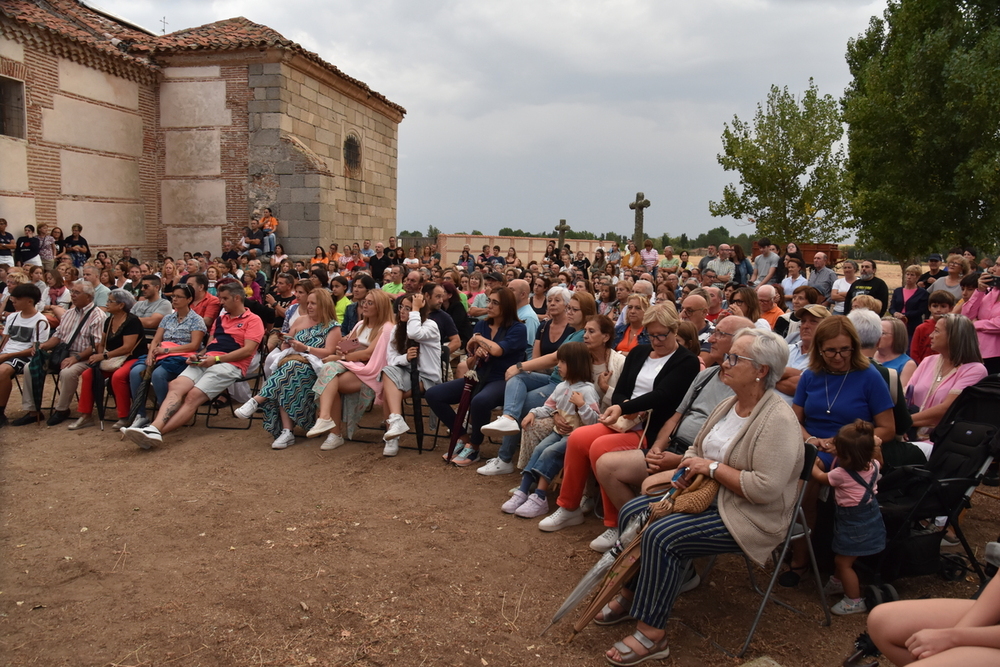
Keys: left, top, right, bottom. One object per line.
{"left": 680, "top": 307, "right": 705, "bottom": 315}
{"left": 729, "top": 299, "right": 745, "bottom": 306}
{"left": 723, "top": 353, "right": 758, "bottom": 367}
{"left": 821, "top": 347, "right": 854, "bottom": 358}
{"left": 647, "top": 333, "right": 672, "bottom": 342}
{"left": 709, "top": 329, "right": 734, "bottom": 339}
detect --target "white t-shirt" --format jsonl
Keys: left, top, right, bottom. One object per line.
{"left": 701, "top": 405, "right": 749, "bottom": 462}
{"left": 831, "top": 278, "right": 854, "bottom": 314}
{"left": 630, "top": 350, "right": 674, "bottom": 399}
{"left": 1, "top": 311, "right": 50, "bottom": 356}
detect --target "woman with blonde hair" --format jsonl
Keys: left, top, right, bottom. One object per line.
{"left": 928, "top": 254, "right": 969, "bottom": 301}
{"left": 236, "top": 289, "right": 341, "bottom": 449}
{"left": 890, "top": 264, "right": 929, "bottom": 342}
{"left": 307, "top": 289, "right": 395, "bottom": 449}
{"left": 876, "top": 317, "right": 917, "bottom": 386}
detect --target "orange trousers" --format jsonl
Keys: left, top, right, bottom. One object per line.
{"left": 556, "top": 423, "right": 643, "bottom": 527}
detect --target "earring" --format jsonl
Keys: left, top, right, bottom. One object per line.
{"left": 755, "top": 377, "right": 760, "bottom": 382}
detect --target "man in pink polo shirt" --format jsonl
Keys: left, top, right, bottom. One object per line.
{"left": 125, "top": 281, "right": 263, "bottom": 449}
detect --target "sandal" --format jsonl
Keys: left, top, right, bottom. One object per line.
{"left": 778, "top": 564, "right": 808, "bottom": 588}
{"left": 606, "top": 629, "right": 670, "bottom": 666}
{"left": 595, "top": 594, "right": 634, "bottom": 626}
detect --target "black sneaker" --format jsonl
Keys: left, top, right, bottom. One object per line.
{"left": 46, "top": 410, "right": 70, "bottom": 426}
{"left": 0, "top": 414, "right": 7, "bottom": 428}
{"left": 10, "top": 413, "right": 39, "bottom": 426}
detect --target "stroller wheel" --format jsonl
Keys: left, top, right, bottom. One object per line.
{"left": 880, "top": 584, "right": 899, "bottom": 603}
{"left": 865, "top": 585, "right": 885, "bottom": 609}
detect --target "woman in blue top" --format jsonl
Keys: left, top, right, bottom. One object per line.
{"left": 782, "top": 315, "right": 895, "bottom": 586}
{"left": 425, "top": 286, "right": 527, "bottom": 467}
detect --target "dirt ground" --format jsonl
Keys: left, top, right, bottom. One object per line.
{"left": 2, "top": 392, "right": 997, "bottom": 667}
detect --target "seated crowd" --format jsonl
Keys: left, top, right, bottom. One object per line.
{"left": 3, "top": 222, "right": 1000, "bottom": 664}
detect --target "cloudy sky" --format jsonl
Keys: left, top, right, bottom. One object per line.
{"left": 96, "top": 0, "right": 886, "bottom": 240}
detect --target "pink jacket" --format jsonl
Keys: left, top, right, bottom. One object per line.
{"left": 962, "top": 289, "right": 1000, "bottom": 359}
{"left": 342, "top": 322, "right": 394, "bottom": 404}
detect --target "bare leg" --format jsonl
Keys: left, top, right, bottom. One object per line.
{"left": 0, "top": 365, "right": 14, "bottom": 408}
{"left": 596, "top": 449, "right": 656, "bottom": 513}
{"left": 152, "top": 376, "right": 195, "bottom": 431}
{"left": 316, "top": 375, "right": 341, "bottom": 422}
{"left": 279, "top": 406, "right": 294, "bottom": 430}
{"left": 834, "top": 554, "right": 860, "bottom": 599}
{"left": 330, "top": 372, "right": 363, "bottom": 436}
{"left": 160, "top": 388, "right": 208, "bottom": 434}
{"left": 606, "top": 620, "right": 666, "bottom": 662}
{"left": 869, "top": 599, "right": 973, "bottom": 665}
{"left": 382, "top": 379, "right": 403, "bottom": 419}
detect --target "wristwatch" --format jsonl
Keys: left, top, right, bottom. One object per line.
{"left": 516, "top": 361, "right": 524, "bottom": 372}
{"left": 708, "top": 461, "right": 720, "bottom": 479}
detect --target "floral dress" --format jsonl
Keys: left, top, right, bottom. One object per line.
{"left": 260, "top": 322, "right": 336, "bottom": 437}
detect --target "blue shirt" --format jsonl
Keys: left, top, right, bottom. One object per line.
{"left": 159, "top": 309, "right": 208, "bottom": 345}
{"left": 473, "top": 318, "right": 527, "bottom": 382}
{"left": 793, "top": 364, "right": 894, "bottom": 439}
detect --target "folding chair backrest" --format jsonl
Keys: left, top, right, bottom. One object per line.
{"left": 800, "top": 443, "right": 818, "bottom": 482}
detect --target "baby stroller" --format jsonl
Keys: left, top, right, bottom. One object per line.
{"left": 858, "top": 375, "right": 1000, "bottom": 606}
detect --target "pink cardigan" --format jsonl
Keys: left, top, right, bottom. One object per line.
{"left": 961, "top": 289, "right": 1000, "bottom": 359}
{"left": 341, "top": 321, "right": 394, "bottom": 404}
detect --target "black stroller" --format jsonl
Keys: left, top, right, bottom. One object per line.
{"left": 859, "top": 375, "right": 1000, "bottom": 606}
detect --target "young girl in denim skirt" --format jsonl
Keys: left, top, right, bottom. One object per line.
{"left": 501, "top": 342, "right": 600, "bottom": 519}
{"left": 813, "top": 419, "right": 886, "bottom": 616}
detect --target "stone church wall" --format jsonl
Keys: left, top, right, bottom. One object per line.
{"left": 247, "top": 56, "right": 400, "bottom": 256}
{"left": 0, "top": 32, "right": 158, "bottom": 259}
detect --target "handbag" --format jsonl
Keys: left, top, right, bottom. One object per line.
{"left": 48, "top": 306, "right": 96, "bottom": 374}
{"left": 99, "top": 356, "right": 127, "bottom": 372}
{"left": 608, "top": 412, "right": 645, "bottom": 433}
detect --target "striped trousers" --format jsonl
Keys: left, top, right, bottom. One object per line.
{"left": 618, "top": 495, "right": 740, "bottom": 628}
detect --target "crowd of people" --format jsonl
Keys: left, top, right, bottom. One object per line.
{"left": 3, "top": 217, "right": 1000, "bottom": 664}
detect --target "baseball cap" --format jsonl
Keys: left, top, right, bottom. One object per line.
{"left": 928, "top": 253, "right": 943, "bottom": 262}
{"left": 795, "top": 304, "right": 832, "bottom": 320}
{"left": 485, "top": 272, "right": 504, "bottom": 282}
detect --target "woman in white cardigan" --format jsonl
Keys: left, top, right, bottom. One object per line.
{"left": 379, "top": 292, "right": 441, "bottom": 456}
{"left": 598, "top": 329, "right": 803, "bottom": 665}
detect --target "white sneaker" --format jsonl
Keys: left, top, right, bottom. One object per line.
{"left": 515, "top": 493, "right": 550, "bottom": 518}
{"left": 67, "top": 415, "right": 94, "bottom": 431}
{"left": 126, "top": 425, "right": 162, "bottom": 450}
{"left": 235, "top": 398, "right": 260, "bottom": 420}
{"left": 384, "top": 414, "right": 409, "bottom": 439}
{"left": 477, "top": 457, "right": 515, "bottom": 476}
{"left": 320, "top": 432, "right": 345, "bottom": 451}
{"left": 590, "top": 527, "right": 619, "bottom": 553}
{"left": 382, "top": 438, "right": 400, "bottom": 457}
{"left": 307, "top": 418, "right": 336, "bottom": 438}
{"left": 538, "top": 506, "right": 585, "bottom": 532}
{"left": 831, "top": 596, "right": 868, "bottom": 616}
{"left": 120, "top": 415, "right": 149, "bottom": 436}
{"left": 502, "top": 490, "right": 528, "bottom": 513}
{"left": 480, "top": 415, "right": 520, "bottom": 438}
{"left": 823, "top": 576, "right": 845, "bottom": 596}
{"left": 271, "top": 429, "right": 295, "bottom": 450}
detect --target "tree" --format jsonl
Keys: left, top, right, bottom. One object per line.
{"left": 843, "top": 0, "right": 1000, "bottom": 264}
{"left": 427, "top": 225, "right": 442, "bottom": 240}
{"left": 709, "top": 79, "right": 849, "bottom": 244}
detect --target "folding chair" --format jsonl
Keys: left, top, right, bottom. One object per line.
{"left": 203, "top": 337, "right": 269, "bottom": 430}
{"left": 694, "top": 443, "right": 830, "bottom": 657}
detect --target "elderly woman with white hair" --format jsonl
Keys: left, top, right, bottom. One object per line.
{"left": 598, "top": 329, "right": 803, "bottom": 664}
{"left": 69, "top": 288, "right": 146, "bottom": 430}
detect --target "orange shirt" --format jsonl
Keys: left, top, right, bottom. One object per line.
{"left": 260, "top": 215, "right": 278, "bottom": 233}
{"left": 760, "top": 304, "right": 784, "bottom": 329}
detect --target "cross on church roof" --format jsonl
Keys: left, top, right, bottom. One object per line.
{"left": 629, "top": 192, "right": 650, "bottom": 245}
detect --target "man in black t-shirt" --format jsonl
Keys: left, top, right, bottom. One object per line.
{"left": 844, "top": 259, "right": 889, "bottom": 316}
{"left": 264, "top": 273, "right": 297, "bottom": 350}
{"left": 221, "top": 240, "right": 239, "bottom": 262}
{"left": 367, "top": 242, "right": 393, "bottom": 285}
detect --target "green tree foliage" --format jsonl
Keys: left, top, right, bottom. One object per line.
{"left": 843, "top": 0, "right": 1000, "bottom": 264}
{"left": 427, "top": 225, "right": 443, "bottom": 239}
{"left": 709, "top": 79, "right": 849, "bottom": 244}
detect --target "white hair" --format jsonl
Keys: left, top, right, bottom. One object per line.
{"left": 731, "top": 328, "right": 789, "bottom": 391}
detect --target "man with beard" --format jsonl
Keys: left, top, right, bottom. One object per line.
{"left": 844, "top": 259, "right": 889, "bottom": 316}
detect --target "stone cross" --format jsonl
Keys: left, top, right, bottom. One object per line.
{"left": 555, "top": 219, "right": 571, "bottom": 251}
{"left": 629, "top": 192, "right": 651, "bottom": 245}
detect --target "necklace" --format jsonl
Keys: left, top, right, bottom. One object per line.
{"left": 824, "top": 371, "right": 850, "bottom": 414}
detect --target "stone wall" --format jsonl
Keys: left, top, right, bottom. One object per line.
{"left": 436, "top": 235, "right": 609, "bottom": 268}
{"left": 158, "top": 62, "right": 251, "bottom": 258}
{"left": 0, "top": 32, "right": 158, "bottom": 259}
{"left": 246, "top": 52, "right": 401, "bottom": 256}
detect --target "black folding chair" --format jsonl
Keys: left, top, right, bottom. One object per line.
{"left": 203, "top": 337, "right": 269, "bottom": 430}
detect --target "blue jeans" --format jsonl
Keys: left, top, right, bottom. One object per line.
{"left": 129, "top": 356, "right": 190, "bottom": 417}
{"left": 425, "top": 378, "right": 506, "bottom": 447}
{"left": 498, "top": 372, "right": 558, "bottom": 463}
{"left": 524, "top": 430, "right": 568, "bottom": 482}
{"left": 263, "top": 233, "right": 276, "bottom": 254}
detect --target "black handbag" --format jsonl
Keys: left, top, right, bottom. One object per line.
{"left": 48, "top": 306, "right": 96, "bottom": 374}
